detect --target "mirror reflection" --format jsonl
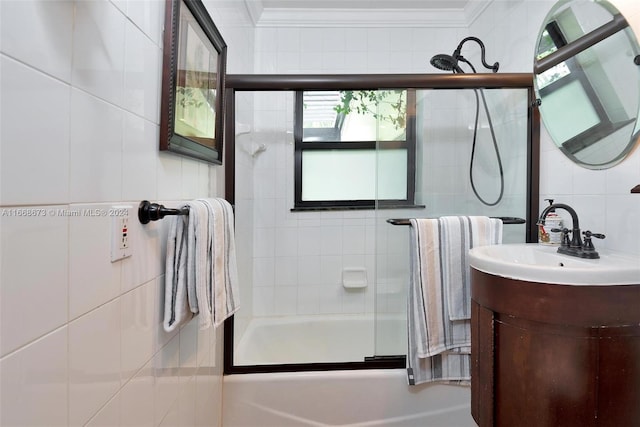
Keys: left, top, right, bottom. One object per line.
{"left": 534, "top": 0, "right": 640, "bottom": 169}
{"left": 175, "top": 5, "right": 219, "bottom": 147}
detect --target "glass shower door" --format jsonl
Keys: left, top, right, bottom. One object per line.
{"left": 373, "top": 87, "right": 531, "bottom": 358}
{"left": 232, "top": 89, "right": 390, "bottom": 367}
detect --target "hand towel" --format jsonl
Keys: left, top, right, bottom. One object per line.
{"left": 163, "top": 198, "right": 240, "bottom": 332}
{"left": 163, "top": 209, "right": 193, "bottom": 332}
{"left": 185, "top": 201, "right": 209, "bottom": 316}
{"left": 201, "top": 198, "right": 240, "bottom": 328}
{"left": 406, "top": 216, "right": 502, "bottom": 385}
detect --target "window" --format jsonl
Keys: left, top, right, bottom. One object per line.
{"left": 294, "top": 89, "right": 416, "bottom": 210}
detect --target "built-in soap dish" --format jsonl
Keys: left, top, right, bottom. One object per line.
{"left": 342, "top": 268, "right": 367, "bottom": 289}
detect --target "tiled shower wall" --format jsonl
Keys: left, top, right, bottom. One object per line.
{"left": 242, "top": 23, "right": 533, "bottom": 319}
{"left": 239, "top": 91, "right": 420, "bottom": 319}
{"left": 240, "top": 91, "right": 530, "bottom": 319}
{"left": 0, "top": 0, "right": 254, "bottom": 425}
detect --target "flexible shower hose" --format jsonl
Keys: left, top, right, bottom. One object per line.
{"left": 468, "top": 88, "right": 504, "bottom": 206}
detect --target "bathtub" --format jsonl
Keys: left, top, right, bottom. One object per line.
{"left": 233, "top": 314, "right": 407, "bottom": 365}
{"left": 224, "top": 315, "right": 475, "bottom": 426}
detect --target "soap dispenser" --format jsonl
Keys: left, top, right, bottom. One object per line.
{"left": 539, "top": 199, "right": 563, "bottom": 245}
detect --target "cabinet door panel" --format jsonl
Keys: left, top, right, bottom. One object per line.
{"left": 471, "top": 301, "right": 495, "bottom": 426}
{"left": 598, "top": 332, "right": 640, "bottom": 426}
{"left": 494, "top": 319, "right": 598, "bottom": 427}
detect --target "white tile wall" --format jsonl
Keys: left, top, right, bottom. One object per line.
{"left": 0, "top": 327, "right": 68, "bottom": 426}
{"left": 121, "top": 281, "right": 156, "bottom": 381}
{"left": 72, "top": 0, "right": 126, "bottom": 106}
{"left": 69, "top": 89, "right": 124, "bottom": 202}
{"left": 0, "top": 56, "right": 71, "bottom": 205}
{"left": 122, "top": 112, "right": 159, "bottom": 202}
{"left": 123, "top": 20, "right": 161, "bottom": 122}
{"left": 0, "top": 0, "right": 253, "bottom": 424}
{"left": 0, "top": 208, "right": 69, "bottom": 356}
{"left": 0, "top": 0, "right": 74, "bottom": 83}
{"left": 119, "top": 362, "right": 155, "bottom": 427}
{"left": 86, "top": 394, "right": 120, "bottom": 427}
{"left": 68, "top": 299, "right": 122, "bottom": 426}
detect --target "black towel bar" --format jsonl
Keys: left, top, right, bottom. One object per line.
{"left": 387, "top": 216, "right": 526, "bottom": 226}
{"left": 138, "top": 200, "right": 189, "bottom": 224}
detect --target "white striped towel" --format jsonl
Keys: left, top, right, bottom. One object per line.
{"left": 201, "top": 198, "right": 240, "bottom": 328}
{"left": 163, "top": 210, "right": 192, "bottom": 332}
{"left": 185, "top": 201, "right": 209, "bottom": 316}
{"left": 163, "top": 198, "right": 240, "bottom": 332}
{"left": 407, "top": 216, "right": 502, "bottom": 385}
{"left": 440, "top": 216, "right": 503, "bottom": 321}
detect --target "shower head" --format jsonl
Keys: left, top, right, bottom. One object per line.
{"left": 429, "top": 54, "right": 464, "bottom": 73}
{"left": 430, "top": 36, "right": 499, "bottom": 73}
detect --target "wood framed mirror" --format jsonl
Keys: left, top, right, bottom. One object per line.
{"left": 160, "top": 0, "right": 227, "bottom": 164}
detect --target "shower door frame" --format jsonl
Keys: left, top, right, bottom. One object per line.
{"left": 223, "top": 73, "right": 540, "bottom": 375}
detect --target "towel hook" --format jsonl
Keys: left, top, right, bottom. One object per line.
{"left": 138, "top": 200, "right": 189, "bottom": 224}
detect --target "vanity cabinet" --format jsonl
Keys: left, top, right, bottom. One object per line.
{"left": 470, "top": 269, "right": 640, "bottom": 427}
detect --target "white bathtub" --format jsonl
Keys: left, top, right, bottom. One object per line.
{"left": 224, "top": 315, "right": 475, "bottom": 426}
{"left": 233, "top": 314, "right": 407, "bottom": 365}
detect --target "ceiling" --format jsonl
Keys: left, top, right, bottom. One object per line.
{"left": 244, "top": 0, "right": 492, "bottom": 27}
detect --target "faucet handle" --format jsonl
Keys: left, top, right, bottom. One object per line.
{"left": 582, "top": 231, "right": 605, "bottom": 252}
{"left": 552, "top": 227, "right": 571, "bottom": 247}
{"left": 583, "top": 230, "right": 605, "bottom": 239}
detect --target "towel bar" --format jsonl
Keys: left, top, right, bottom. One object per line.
{"left": 138, "top": 200, "right": 189, "bottom": 224}
{"left": 387, "top": 216, "right": 526, "bottom": 226}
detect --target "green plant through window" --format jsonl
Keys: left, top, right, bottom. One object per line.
{"left": 334, "top": 90, "right": 407, "bottom": 130}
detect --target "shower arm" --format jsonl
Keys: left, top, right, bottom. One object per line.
{"left": 454, "top": 37, "right": 499, "bottom": 73}
{"left": 457, "top": 57, "right": 476, "bottom": 73}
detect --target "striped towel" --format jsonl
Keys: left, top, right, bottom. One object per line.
{"left": 163, "top": 198, "right": 240, "bottom": 332}
{"left": 201, "top": 198, "right": 240, "bottom": 328}
{"left": 407, "top": 216, "right": 502, "bottom": 385}
{"left": 163, "top": 210, "right": 192, "bottom": 332}
{"left": 441, "top": 216, "right": 503, "bottom": 321}
{"left": 185, "top": 201, "right": 209, "bottom": 316}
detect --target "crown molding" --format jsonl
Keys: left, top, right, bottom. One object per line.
{"left": 464, "top": 0, "right": 492, "bottom": 26}
{"left": 243, "top": 0, "right": 264, "bottom": 26}
{"left": 244, "top": 1, "right": 493, "bottom": 28}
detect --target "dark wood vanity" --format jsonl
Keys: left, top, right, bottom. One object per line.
{"left": 471, "top": 269, "right": 640, "bottom": 427}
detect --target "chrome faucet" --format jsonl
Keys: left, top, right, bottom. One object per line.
{"left": 538, "top": 203, "right": 605, "bottom": 259}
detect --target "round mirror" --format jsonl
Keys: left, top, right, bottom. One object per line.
{"left": 534, "top": 0, "right": 640, "bottom": 169}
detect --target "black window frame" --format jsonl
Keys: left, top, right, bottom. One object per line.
{"left": 293, "top": 89, "right": 417, "bottom": 211}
